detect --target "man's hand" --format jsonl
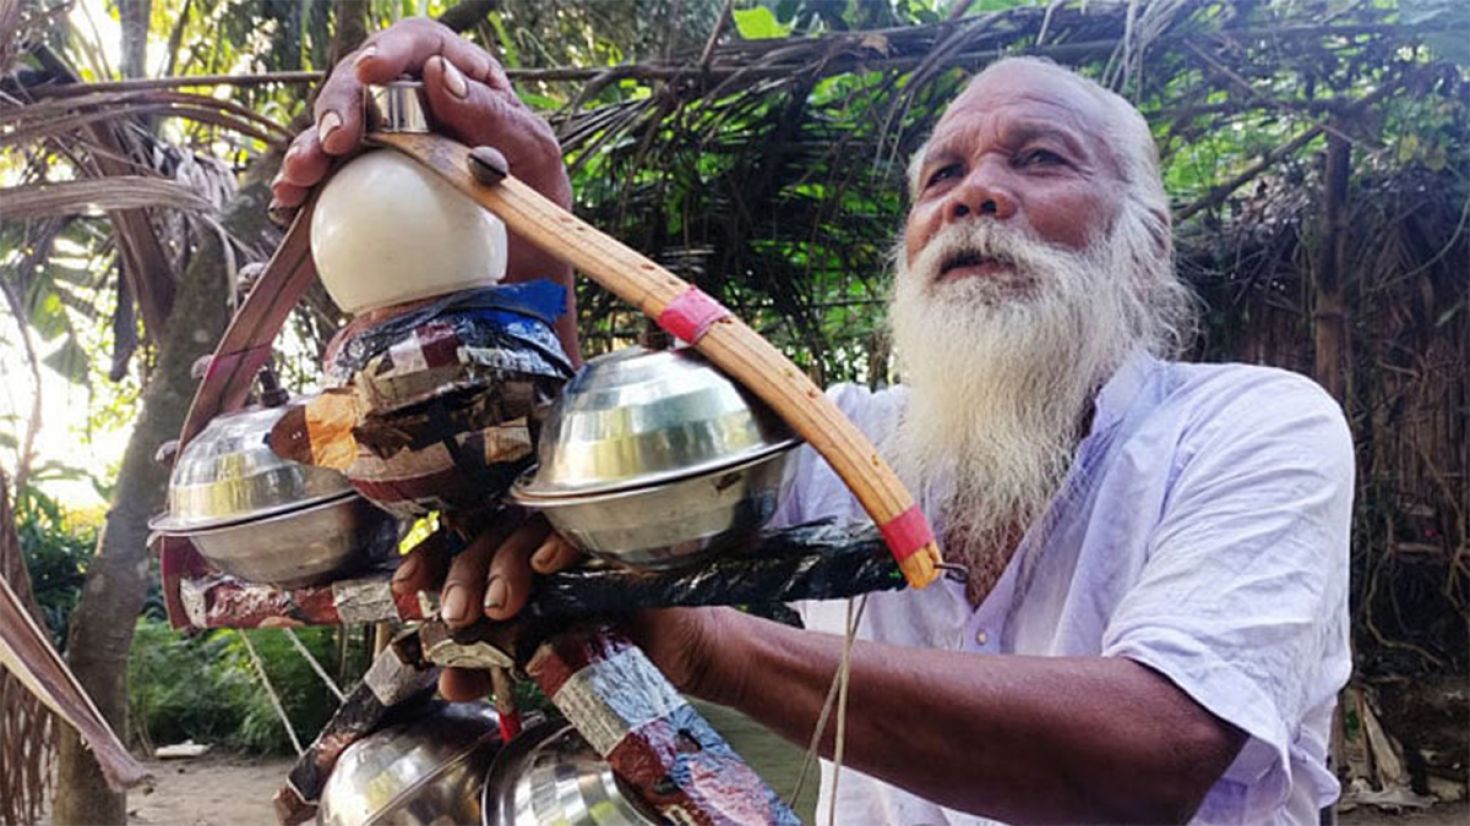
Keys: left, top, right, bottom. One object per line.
{"left": 271, "top": 17, "right": 569, "bottom": 215}
{"left": 387, "top": 511, "right": 730, "bottom": 702}
{"left": 388, "top": 510, "right": 578, "bottom": 698}
{"left": 274, "top": 17, "right": 583, "bottom": 358}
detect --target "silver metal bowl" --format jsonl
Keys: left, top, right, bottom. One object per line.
{"left": 511, "top": 345, "right": 800, "bottom": 569}
{"left": 514, "top": 444, "right": 798, "bottom": 570}
{"left": 150, "top": 400, "right": 402, "bottom": 588}
{"left": 151, "top": 402, "right": 354, "bottom": 531}
{"left": 482, "top": 720, "right": 658, "bottom": 826}
{"left": 320, "top": 702, "right": 502, "bottom": 826}
{"left": 181, "top": 493, "right": 401, "bottom": 588}
{"left": 516, "top": 346, "right": 798, "bottom": 498}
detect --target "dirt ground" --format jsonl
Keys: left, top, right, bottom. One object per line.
{"left": 48, "top": 735, "right": 1469, "bottom": 826}
{"left": 116, "top": 754, "right": 294, "bottom": 825}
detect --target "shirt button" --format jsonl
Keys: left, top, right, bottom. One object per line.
{"left": 975, "top": 629, "right": 989, "bottom": 646}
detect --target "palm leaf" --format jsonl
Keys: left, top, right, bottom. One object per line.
{"left": 0, "top": 177, "right": 214, "bottom": 221}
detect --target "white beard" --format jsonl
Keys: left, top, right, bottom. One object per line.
{"left": 885, "top": 207, "right": 1178, "bottom": 585}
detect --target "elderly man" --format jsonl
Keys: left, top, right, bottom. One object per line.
{"left": 275, "top": 19, "right": 1352, "bottom": 825}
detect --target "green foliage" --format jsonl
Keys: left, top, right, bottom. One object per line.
{"left": 733, "top": 7, "right": 791, "bottom": 40}
{"left": 128, "top": 619, "right": 343, "bottom": 754}
{"left": 13, "top": 483, "right": 94, "bottom": 648}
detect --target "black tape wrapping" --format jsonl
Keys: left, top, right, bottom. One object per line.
{"left": 524, "top": 520, "right": 905, "bottom": 619}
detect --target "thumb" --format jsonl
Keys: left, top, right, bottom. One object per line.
{"left": 421, "top": 54, "right": 524, "bottom": 150}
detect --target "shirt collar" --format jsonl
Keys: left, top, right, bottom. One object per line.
{"left": 1089, "top": 349, "right": 1160, "bottom": 437}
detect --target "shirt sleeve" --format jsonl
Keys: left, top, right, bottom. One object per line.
{"left": 1099, "top": 370, "right": 1354, "bottom": 815}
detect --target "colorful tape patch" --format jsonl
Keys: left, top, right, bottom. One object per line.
{"left": 656, "top": 287, "right": 730, "bottom": 343}
{"left": 879, "top": 504, "right": 935, "bottom": 563}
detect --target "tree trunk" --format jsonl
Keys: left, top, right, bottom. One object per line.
{"left": 52, "top": 181, "right": 272, "bottom": 825}
{"left": 1313, "top": 131, "right": 1350, "bottom": 403}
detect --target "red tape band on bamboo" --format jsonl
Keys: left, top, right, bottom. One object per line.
{"left": 879, "top": 504, "right": 935, "bottom": 563}
{"left": 656, "top": 286, "right": 730, "bottom": 343}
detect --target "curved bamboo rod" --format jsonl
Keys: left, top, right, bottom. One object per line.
{"left": 372, "top": 132, "right": 942, "bottom": 588}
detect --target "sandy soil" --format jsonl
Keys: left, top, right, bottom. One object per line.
{"left": 49, "top": 742, "right": 1468, "bottom": 826}
{"left": 120, "top": 754, "right": 294, "bottom": 826}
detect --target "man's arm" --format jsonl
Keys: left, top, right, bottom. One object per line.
{"left": 672, "top": 607, "right": 1244, "bottom": 824}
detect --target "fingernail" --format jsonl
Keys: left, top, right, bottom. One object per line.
{"left": 484, "top": 576, "right": 507, "bottom": 611}
{"left": 267, "top": 203, "right": 293, "bottom": 227}
{"left": 531, "top": 545, "right": 557, "bottom": 570}
{"left": 318, "top": 110, "right": 341, "bottom": 144}
{"left": 442, "top": 584, "right": 468, "bottom": 622}
{"left": 352, "top": 45, "right": 377, "bottom": 69}
{"left": 441, "top": 59, "right": 468, "bottom": 99}
{"left": 392, "top": 554, "right": 420, "bottom": 585}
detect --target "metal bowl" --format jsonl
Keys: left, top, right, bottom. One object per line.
{"left": 150, "top": 400, "right": 402, "bottom": 587}
{"left": 320, "top": 702, "right": 502, "bottom": 826}
{"left": 482, "top": 720, "right": 658, "bottom": 826}
{"left": 515, "top": 346, "right": 798, "bottom": 499}
{"left": 514, "top": 444, "right": 798, "bottom": 570}
{"left": 181, "top": 493, "right": 401, "bottom": 588}
{"left": 152, "top": 402, "right": 354, "bottom": 532}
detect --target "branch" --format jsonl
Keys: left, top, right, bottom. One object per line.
{"left": 437, "top": 0, "right": 499, "bottom": 33}
{"left": 1175, "top": 77, "right": 1399, "bottom": 222}
{"left": 699, "top": 0, "right": 737, "bottom": 69}
{"left": 0, "top": 279, "right": 43, "bottom": 495}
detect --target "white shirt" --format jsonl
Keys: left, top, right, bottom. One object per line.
{"left": 774, "top": 353, "right": 1354, "bottom": 825}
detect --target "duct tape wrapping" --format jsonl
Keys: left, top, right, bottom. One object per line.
{"left": 527, "top": 628, "right": 801, "bottom": 826}
{"left": 296, "top": 281, "right": 575, "bottom": 519}
{"left": 278, "top": 637, "right": 440, "bottom": 823}
{"left": 522, "top": 520, "right": 904, "bottom": 619}
{"left": 176, "top": 571, "right": 429, "bottom": 629}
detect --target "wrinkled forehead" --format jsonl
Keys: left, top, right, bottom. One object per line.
{"left": 932, "top": 63, "right": 1125, "bottom": 172}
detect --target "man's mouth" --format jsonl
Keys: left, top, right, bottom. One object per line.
{"left": 938, "top": 249, "right": 1014, "bottom": 282}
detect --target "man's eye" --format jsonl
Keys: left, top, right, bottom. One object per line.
{"left": 926, "top": 164, "right": 962, "bottom": 187}
{"left": 1018, "top": 148, "right": 1066, "bottom": 167}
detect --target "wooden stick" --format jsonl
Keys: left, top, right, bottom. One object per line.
{"left": 177, "top": 191, "right": 319, "bottom": 446}
{"left": 372, "top": 132, "right": 942, "bottom": 587}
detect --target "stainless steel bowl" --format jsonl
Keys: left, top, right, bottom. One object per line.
{"left": 320, "top": 702, "right": 501, "bottom": 826}
{"left": 516, "top": 346, "right": 798, "bottom": 498}
{"left": 150, "top": 400, "right": 402, "bottom": 588}
{"left": 152, "top": 402, "right": 354, "bottom": 531}
{"left": 514, "top": 444, "right": 798, "bottom": 570}
{"left": 182, "top": 493, "right": 401, "bottom": 588}
{"left": 511, "top": 345, "right": 800, "bottom": 569}
{"left": 482, "top": 720, "right": 657, "bottom": 826}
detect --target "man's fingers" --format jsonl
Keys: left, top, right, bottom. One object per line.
{"left": 277, "top": 128, "right": 330, "bottom": 188}
{"left": 530, "top": 533, "right": 582, "bottom": 575}
{"left": 389, "top": 529, "right": 452, "bottom": 597}
{"left": 269, "top": 180, "right": 309, "bottom": 210}
{"left": 312, "top": 49, "right": 369, "bottom": 156}
{"left": 440, "top": 522, "right": 508, "bottom": 627}
{"left": 355, "top": 18, "right": 499, "bottom": 89}
{"left": 439, "top": 666, "right": 491, "bottom": 701}
{"left": 420, "top": 55, "right": 527, "bottom": 150}
{"left": 482, "top": 518, "right": 550, "bottom": 621}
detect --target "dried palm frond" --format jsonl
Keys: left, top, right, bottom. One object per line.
{"left": 0, "top": 475, "right": 57, "bottom": 826}
{"left": 0, "top": 176, "right": 215, "bottom": 220}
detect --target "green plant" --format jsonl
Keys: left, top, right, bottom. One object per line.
{"left": 13, "top": 482, "right": 95, "bottom": 648}
{"left": 127, "top": 619, "right": 343, "bottom": 754}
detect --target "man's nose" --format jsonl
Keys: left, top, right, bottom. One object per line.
{"left": 944, "top": 165, "right": 1017, "bottom": 224}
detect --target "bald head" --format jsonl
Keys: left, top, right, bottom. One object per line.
{"left": 909, "top": 57, "right": 1171, "bottom": 250}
